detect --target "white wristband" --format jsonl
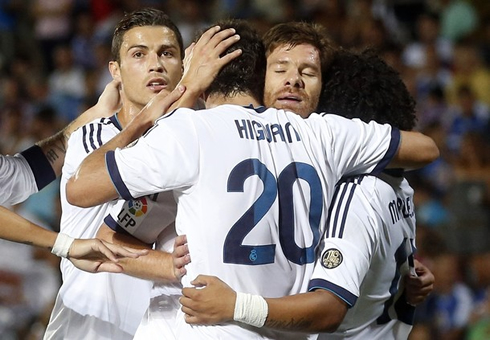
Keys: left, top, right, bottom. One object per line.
{"left": 51, "top": 233, "right": 75, "bottom": 258}
{"left": 233, "top": 292, "right": 268, "bottom": 328}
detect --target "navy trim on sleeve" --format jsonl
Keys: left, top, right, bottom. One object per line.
{"left": 104, "top": 214, "right": 133, "bottom": 237}
{"left": 308, "top": 278, "right": 357, "bottom": 307}
{"left": 105, "top": 150, "right": 134, "bottom": 201}
{"left": 20, "top": 145, "right": 56, "bottom": 191}
{"left": 371, "top": 127, "right": 400, "bottom": 175}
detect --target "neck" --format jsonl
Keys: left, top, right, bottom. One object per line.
{"left": 205, "top": 92, "right": 261, "bottom": 109}
{"left": 116, "top": 101, "right": 144, "bottom": 129}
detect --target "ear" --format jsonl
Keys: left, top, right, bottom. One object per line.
{"left": 109, "top": 61, "right": 121, "bottom": 81}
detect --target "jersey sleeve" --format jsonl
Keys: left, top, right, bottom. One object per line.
{"left": 308, "top": 176, "right": 382, "bottom": 307}
{"left": 63, "top": 117, "right": 120, "bottom": 178}
{"left": 318, "top": 114, "right": 400, "bottom": 177}
{"left": 0, "top": 151, "right": 39, "bottom": 206}
{"left": 106, "top": 110, "right": 200, "bottom": 200}
{"left": 104, "top": 192, "right": 177, "bottom": 244}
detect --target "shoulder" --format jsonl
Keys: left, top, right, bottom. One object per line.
{"left": 69, "top": 117, "right": 120, "bottom": 154}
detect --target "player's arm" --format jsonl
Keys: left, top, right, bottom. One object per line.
{"left": 36, "top": 79, "right": 121, "bottom": 177}
{"left": 66, "top": 85, "right": 185, "bottom": 207}
{"left": 0, "top": 206, "right": 147, "bottom": 273}
{"left": 181, "top": 275, "right": 347, "bottom": 333}
{"left": 96, "top": 224, "right": 179, "bottom": 282}
{"left": 389, "top": 130, "right": 439, "bottom": 170}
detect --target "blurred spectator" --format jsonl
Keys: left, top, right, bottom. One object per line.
{"left": 167, "top": 0, "right": 211, "bottom": 47}
{"left": 440, "top": 0, "right": 479, "bottom": 42}
{"left": 411, "top": 175, "right": 450, "bottom": 230}
{"left": 359, "top": 17, "right": 392, "bottom": 51}
{"left": 445, "top": 41, "right": 490, "bottom": 107}
{"left": 467, "top": 252, "right": 490, "bottom": 340}
{"left": 416, "top": 85, "right": 451, "bottom": 131}
{"left": 31, "top": 0, "right": 75, "bottom": 74}
{"left": 0, "top": 0, "right": 21, "bottom": 69}
{"left": 446, "top": 85, "right": 489, "bottom": 155}
{"left": 425, "top": 252, "right": 475, "bottom": 339}
{"left": 47, "top": 44, "right": 87, "bottom": 124}
{"left": 402, "top": 11, "right": 453, "bottom": 70}
{"left": 71, "top": 10, "right": 98, "bottom": 71}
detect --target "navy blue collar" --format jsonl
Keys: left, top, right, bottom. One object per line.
{"left": 109, "top": 114, "right": 123, "bottom": 131}
{"left": 244, "top": 104, "right": 267, "bottom": 113}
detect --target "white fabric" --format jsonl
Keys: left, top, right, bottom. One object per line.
{"left": 234, "top": 292, "right": 268, "bottom": 328}
{"left": 104, "top": 188, "right": 182, "bottom": 335}
{"left": 44, "top": 295, "right": 133, "bottom": 340}
{"left": 44, "top": 116, "right": 152, "bottom": 339}
{"left": 0, "top": 153, "right": 37, "bottom": 206}
{"left": 108, "top": 105, "right": 397, "bottom": 339}
{"left": 312, "top": 173, "right": 416, "bottom": 340}
{"left": 51, "top": 233, "right": 75, "bottom": 258}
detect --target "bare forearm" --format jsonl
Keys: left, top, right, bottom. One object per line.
{"left": 265, "top": 290, "right": 346, "bottom": 333}
{"left": 389, "top": 131, "right": 439, "bottom": 169}
{"left": 118, "top": 248, "right": 177, "bottom": 282}
{"left": 0, "top": 206, "right": 57, "bottom": 250}
{"left": 97, "top": 225, "right": 177, "bottom": 282}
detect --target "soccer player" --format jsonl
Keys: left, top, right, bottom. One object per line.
{"left": 84, "top": 19, "right": 243, "bottom": 340}
{"left": 66, "top": 19, "right": 438, "bottom": 339}
{"left": 178, "top": 48, "right": 433, "bottom": 339}
{"left": 42, "top": 9, "right": 186, "bottom": 340}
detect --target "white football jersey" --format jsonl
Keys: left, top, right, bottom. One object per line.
{"left": 103, "top": 178, "right": 182, "bottom": 340}
{"left": 44, "top": 115, "right": 152, "bottom": 339}
{"left": 106, "top": 105, "right": 400, "bottom": 339}
{"left": 311, "top": 172, "right": 416, "bottom": 340}
{"left": 0, "top": 146, "right": 55, "bottom": 206}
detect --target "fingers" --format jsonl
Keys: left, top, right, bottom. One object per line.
{"left": 190, "top": 274, "right": 209, "bottom": 287}
{"left": 172, "top": 235, "right": 190, "bottom": 279}
{"left": 174, "top": 234, "right": 188, "bottom": 249}
{"left": 96, "top": 262, "right": 125, "bottom": 273}
{"left": 102, "top": 240, "right": 149, "bottom": 258}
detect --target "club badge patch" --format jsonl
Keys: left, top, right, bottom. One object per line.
{"left": 321, "top": 248, "right": 343, "bottom": 269}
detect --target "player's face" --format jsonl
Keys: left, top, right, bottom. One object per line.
{"left": 264, "top": 43, "right": 322, "bottom": 118}
{"left": 110, "top": 26, "right": 183, "bottom": 111}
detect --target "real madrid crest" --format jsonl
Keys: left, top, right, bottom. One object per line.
{"left": 321, "top": 248, "right": 343, "bottom": 269}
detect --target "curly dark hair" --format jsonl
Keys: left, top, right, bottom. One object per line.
{"left": 111, "top": 8, "right": 184, "bottom": 64}
{"left": 200, "top": 19, "right": 265, "bottom": 103}
{"left": 319, "top": 48, "right": 416, "bottom": 131}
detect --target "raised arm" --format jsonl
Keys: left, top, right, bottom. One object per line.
{"left": 389, "top": 130, "right": 439, "bottom": 170}
{"left": 66, "top": 85, "right": 185, "bottom": 207}
{"left": 37, "top": 79, "right": 121, "bottom": 177}
{"left": 169, "top": 26, "right": 242, "bottom": 110}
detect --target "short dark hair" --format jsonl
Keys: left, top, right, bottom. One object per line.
{"left": 111, "top": 8, "right": 184, "bottom": 64}
{"left": 201, "top": 19, "right": 266, "bottom": 103}
{"left": 319, "top": 48, "right": 416, "bottom": 131}
{"left": 262, "top": 22, "right": 336, "bottom": 75}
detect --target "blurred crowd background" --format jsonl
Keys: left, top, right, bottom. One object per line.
{"left": 0, "top": 0, "right": 489, "bottom": 339}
